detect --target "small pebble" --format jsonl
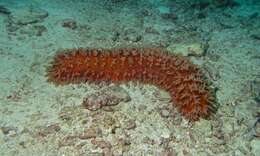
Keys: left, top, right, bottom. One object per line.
{"left": 61, "top": 19, "right": 78, "bottom": 30}
{"left": 0, "top": 126, "right": 17, "bottom": 136}
{"left": 91, "top": 139, "right": 112, "bottom": 149}
{"left": 8, "top": 130, "right": 17, "bottom": 137}
{"left": 125, "top": 119, "right": 136, "bottom": 130}
{"left": 79, "top": 127, "right": 102, "bottom": 139}
{"left": 160, "top": 109, "right": 170, "bottom": 118}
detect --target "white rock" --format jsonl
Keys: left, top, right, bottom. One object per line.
{"left": 167, "top": 43, "right": 205, "bottom": 57}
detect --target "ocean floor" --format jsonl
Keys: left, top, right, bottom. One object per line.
{"left": 0, "top": 0, "right": 260, "bottom": 155}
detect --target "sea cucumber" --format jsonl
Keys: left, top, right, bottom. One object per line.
{"left": 47, "top": 48, "right": 216, "bottom": 121}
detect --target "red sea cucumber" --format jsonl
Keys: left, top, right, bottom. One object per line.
{"left": 47, "top": 48, "right": 216, "bottom": 121}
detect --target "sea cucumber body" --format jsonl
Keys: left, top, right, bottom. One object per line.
{"left": 47, "top": 48, "right": 215, "bottom": 121}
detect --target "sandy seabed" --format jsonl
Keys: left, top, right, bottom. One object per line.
{"left": 0, "top": 0, "right": 259, "bottom": 155}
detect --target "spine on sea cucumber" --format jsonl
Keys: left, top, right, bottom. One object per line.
{"left": 47, "top": 48, "right": 216, "bottom": 121}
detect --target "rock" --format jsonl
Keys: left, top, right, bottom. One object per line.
{"left": 124, "top": 119, "right": 136, "bottom": 130}
{"left": 102, "top": 86, "right": 131, "bottom": 106}
{"left": 79, "top": 127, "right": 102, "bottom": 139}
{"left": 160, "top": 109, "right": 170, "bottom": 118}
{"left": 91, "top": 139, "right": 112, "bottom": 149}
{"left": 83, "top": 85, "right": 131, "bottom": 111}
{"left": 0, "top": 5, "right": 11, "bottom": 15}
{"left": 10, "top": 6, "right": 48, "bottom": 25}
{"left": 0, "top": 126, "right": 18, "bottom": 137}
{"left": 61, "top": 19, "right": 77, "bottom": 30}
{"left": 167, "top": 43, "right": 205, "bottom": 57}
{"left": 7, "top": 130, "right": 17, "bottom": 137}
